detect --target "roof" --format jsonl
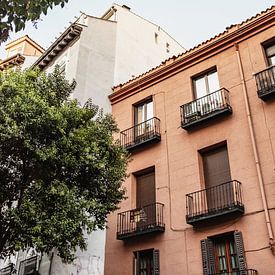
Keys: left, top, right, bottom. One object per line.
{"left": 34, "top": 3, "right": 185, "bottom": 71}
{"left": 101, "top": 3, "right": 185, "bottom": 50}
{"left": 0, "top": 54, "right": 25, "bottom": 70}
{"left": 110, "top": 5, "right": 275, "bottom": 101}
{"left": 5, "top": 35, "right": 44, "bottom": 53}
{"left": 32, "top": 23, "right": 83, "bottom": 69}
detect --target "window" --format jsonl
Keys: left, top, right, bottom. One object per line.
{"left": 201, "top": 231, "right": 246, "bottom": 275}
{"left": 166, "top": 43, "right": 170, "bottom": 53}
{"left": 135, "top": 169, "right": 156, "bottom": 228}
{"left": 18, "top": 256, "right": 38, "bottom": 275}
{"left": 134, "top": 99, "right": 153, "bottom": 125}
{"left": 133, "top": 249, "right": 159, "bottom": 275}
{"left": 201, "top": 144, "right": 232, "bottom": 211}
{"left": 154, "top": 33, "right": 158, "bottom": 44}
{"left": 134, "top": 99, "right": 154, "bottom": 139}
{"left": 193, "top": 70, "right": 220, "bottom": 99}
{"left": 56, "top": 53, "right": 68, "bottom": 76}
{"left": 7, "top": 46, "right": 23, "bottom": 58}
{"left": 264, "top": 41, "right": 275, "bottom": 66}
{"left": 136, "top": 169, "right": 155, "bottom": 208}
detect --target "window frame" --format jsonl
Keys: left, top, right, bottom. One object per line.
{"left": 133, "top": 97, "right": 153, "bottom": 126}
{"left": 201, "top": 231, "right": 247, "bottom": 275}
{"left": 133, "top": 249, "right": 160, "bottom": 275}
{"left": 212, "top": 234, "right": 239, "bottom": 273}
{"left": 262, "top": 37, "right": 275, "bottom": 67}
{"left": 192, "top": 68, "right": 220, "bottom": 99}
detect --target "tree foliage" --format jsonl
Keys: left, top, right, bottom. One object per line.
{"left": 0, "top": 68, "right": 128, "bottom": 262}
{"left": 0, "top": 0, "right": 69, "bottom": 43}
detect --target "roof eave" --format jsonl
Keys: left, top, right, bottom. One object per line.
{"left": 33, "top": 24, "right": 83, "bottom": 70}
{"left": 109, "top": 6, "right": 275, "bottom": 105}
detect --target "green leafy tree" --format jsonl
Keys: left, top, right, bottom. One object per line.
{"left": 0, "top": 68, "right": 128, "bottom": 262}
{"left": 0, "top": 0, "right": 69, "bottom": 43}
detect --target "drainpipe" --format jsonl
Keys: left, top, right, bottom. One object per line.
{"left": 235, "top": 43, "right": 275, "bottom": 254}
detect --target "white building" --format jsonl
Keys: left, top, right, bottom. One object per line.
{"left": 0, "top": 4, "right": 185, "bottom": 275}
{"left": 34, "top": 4, "right": 184, "bottom": 111}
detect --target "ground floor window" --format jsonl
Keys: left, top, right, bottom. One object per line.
{"left": 133, "top": 249, "right": 159, "bottom": 275}
{"left": 201, "top": 231, "right": 246, "bottom": 275}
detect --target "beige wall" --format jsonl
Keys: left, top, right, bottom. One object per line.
{"left": 105, "top": 23, "right": 275, "bottom": 275}
{"left": 6, "top": 39, "right": 42, "bottom": 58}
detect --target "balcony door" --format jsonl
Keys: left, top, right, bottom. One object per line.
{"left": 193, "top": 70, "right": 221, "bottom": 116}
{"left": 136, "top": 170, "right": 156, "bottom": 229}
{"left": 265, "top": 42, "right": 275, "bottom": 66}
{"left": 202, "top": 145, "right": 232, "bottom": 211}
{"left": 134, "top": 99, "right": 153, "bottom": 141}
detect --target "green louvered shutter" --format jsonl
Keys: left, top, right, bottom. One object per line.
{"left": 153, "top": 249, "right": 160, "bottom": 275}
{"left": 201, "top": 239, "right": 216, "bottom": 275}
{"left": 234, "top": 231, "right": 247, "bottom": 273}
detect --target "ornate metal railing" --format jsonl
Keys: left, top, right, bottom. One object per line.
{"left": 255, "top": 65, "right": 275, "bottom": 100}
{"left": 117, "top": 202, "right": 164, "bottom": 240}
{"left": 120, "top": 117, "right": 161, "bottom": 150}
{"left": 180, "top": 88, "right": 232, "bottom": 129}
{"left": 212, "top": 269, "right": 258, "bottom": 275}
{"left": 186, "top": 180, "right": 244, "bottom": 224}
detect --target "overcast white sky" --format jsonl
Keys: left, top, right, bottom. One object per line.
{"left": 0, "top": 0, "right": 274, "bottom": 58}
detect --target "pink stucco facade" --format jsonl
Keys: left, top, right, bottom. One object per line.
{"left": 106, "top": 7, "right": 275, "bottom": 275}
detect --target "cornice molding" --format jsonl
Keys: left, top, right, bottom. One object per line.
{"left": 109, "top": 8, "right": 275, "bottom": 105}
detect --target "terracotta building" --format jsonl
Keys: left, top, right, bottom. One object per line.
{"left": 105, "top": 6, "right": 275, "bottom": 275}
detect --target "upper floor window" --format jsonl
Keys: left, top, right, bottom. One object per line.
{"left": 193, "top": 70, "right": 220, "bottom": 99}
{"left": 134, "top": 98, "right": 153, "bottom": 125}
{"left": 265, "top": 42, "right": 275, "bottom": 66}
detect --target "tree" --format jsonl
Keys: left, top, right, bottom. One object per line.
{"left": 0, "top": 0, "right": 69, "bottom": 43}
{"left": 0, "top": 68, "right": 128, "bottom": 263}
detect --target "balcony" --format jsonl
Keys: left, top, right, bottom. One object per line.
{"left": 212, "top": 270, "right": 258, "bottom": 275}
{"left": 0, "top": 264, "right": 13, "bottom": 275}
{"left": 120, "top": 117, "right": 161, "bottom": 151}
{"left": 186, "top": 180, "right": 244, "bottom": 226}
{"left": 255, "top": 65, "right": 275, "bottom": 101}
{"left": 117, "top": 202, "right": 165, "bottom": 240}
{"left": 180, "top": 88, "right": 232, "bottom": 131}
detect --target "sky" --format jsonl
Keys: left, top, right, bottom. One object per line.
{"left": 0, "top": 0, "right": 274, "bottom": 59}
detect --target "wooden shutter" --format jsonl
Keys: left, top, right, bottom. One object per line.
{"left": 234, "top": 231, "right": 247, "bottom": 272}
{"left": 202, "top": 145, "right": 231, "bottom": 188}
{"left": 136, "top": 171, "right": 156, "bottom": 208}
{"left": 134, "top": 251, "right": 140, "bottom": 275}
{"left": 153, "top": 249, "right": 160, "bottom": 275}
{"left": 201, "top": 239, "right": 216, "bottom": 275}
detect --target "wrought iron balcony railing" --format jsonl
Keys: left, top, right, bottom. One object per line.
{"left": 120, "top": 117, "right": 161, "bottom": 151}
{"left": 211, "top": 269, "right": 258, "bottom": 275}
{"left": 0, "top": 264, "right": 14, "bottom": 275}
{"left": 186, "top": 180, "right": 244, "bottom": 226}
{"left": 117, "top": 202, "right": 165, "bottom": 240}
{"left": 180, "top": 88, "right": 232, "bottom": 130}
{"left": 255, "top": 65, "right": 275, "bottom": 100}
